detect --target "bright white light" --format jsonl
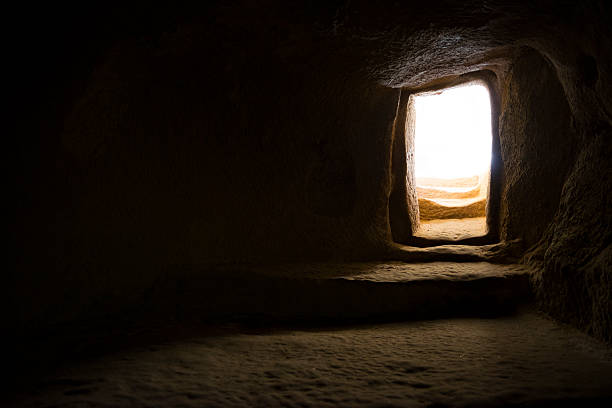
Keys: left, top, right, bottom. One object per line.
{"left": 414, "top": 84, "right": 492, "bottom": 180}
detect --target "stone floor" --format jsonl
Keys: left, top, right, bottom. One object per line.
{"left": 242, "top": 261, "right": 527, "bottom": 281}
{"left": 7, "top": 308, "right": 612, "bottom": 407}
{"left": 415, "top": 217, "right": 487, "bottom": 241}
{"left": 6, "top": 260, "right": 610, "bottom": 407}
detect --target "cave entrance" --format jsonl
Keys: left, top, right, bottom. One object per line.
{"left": 412, "top": 83, "right": 492, "bottom": 241}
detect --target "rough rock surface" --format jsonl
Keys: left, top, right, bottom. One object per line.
{"left": 498, "top": 47, "right": 578, "bottom": 247}
{"left": 418, "top": 198, "right": 486, "bottom": 220}
{"left": 415, "top": 218, "right": 488, "bottom": 241}
{"left": 244, "top": 261, "right": 529, "bottom": 282}
{"left": 528, "top": 132, "right": 612, "bottom": 343}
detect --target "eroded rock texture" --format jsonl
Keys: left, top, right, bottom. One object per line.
{"left": 9, "top": 1, "right": 612, "bottom": 343}
{"left": 499, "top": 48, "right": 577, "bottom": 247}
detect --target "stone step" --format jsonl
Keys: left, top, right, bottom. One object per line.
{"left": 155, "top": 262, "right": 533, "bottom": 322}
{"left": 6, "top": 261, "right": 533, "bottom": 392}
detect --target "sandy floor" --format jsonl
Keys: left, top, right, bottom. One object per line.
{"left": 415, "top": 217, "right": 487, "bottom": 240}
{"left": 8, "top": 310, "right": 612, "bottom": 407}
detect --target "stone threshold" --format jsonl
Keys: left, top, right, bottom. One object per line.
{"left": 158, "top": 261, "right": 533, "bottom": 323}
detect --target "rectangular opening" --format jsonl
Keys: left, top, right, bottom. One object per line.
{"left": 412, "top": 83, "right": 492, "bottom": 241}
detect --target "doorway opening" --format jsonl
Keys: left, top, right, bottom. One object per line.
{"left": 412, "top": 83, "right": 492, "bottom": 241}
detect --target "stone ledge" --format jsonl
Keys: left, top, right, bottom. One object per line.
{"left": 157, "top": 262, "right": 533, "bottom": 322}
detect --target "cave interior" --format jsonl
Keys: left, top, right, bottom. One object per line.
{"left": 7, "top": 1, "right": 612, "bottom": 406}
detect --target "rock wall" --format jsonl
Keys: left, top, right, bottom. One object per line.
{"left": 389, "top": 91, "right": 419, "bottom": 242}
{"left": 10, "top": 3, "right": 401, "bottom": 333}
{"left": 499, "top": 47, "right": 578, "bottom": 247}
{"left": 498, "top": 45, "right": 611, "bottom": 342}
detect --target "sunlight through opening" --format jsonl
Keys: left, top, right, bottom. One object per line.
{"left": 412, "top": 83, "right": 492, "bottom": 240}
{"left": 414, "top": 84, "right": 492, "bottom": 181}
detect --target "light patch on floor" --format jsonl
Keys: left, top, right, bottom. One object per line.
{"left": 414, "top": 217, "right": 488, "bottom": 241}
